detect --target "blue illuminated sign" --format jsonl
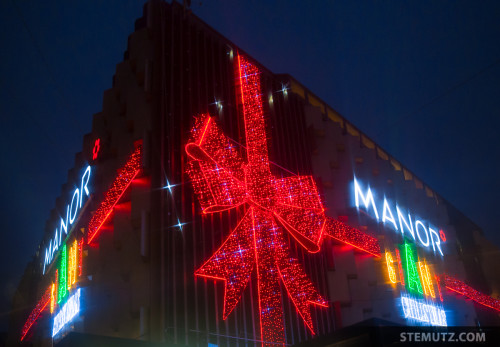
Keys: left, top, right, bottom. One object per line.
{"left": 353, "top": 177, "right": 444, "bottom": 256}
{"left": 401, "top": 294, "right": 447, "bottom": 326}
{"left": 52, "top": 288, "right": 81, "bottom": 337}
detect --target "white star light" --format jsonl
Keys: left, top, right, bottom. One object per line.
{"left": 174, "top": 219, "right": 187, "bottom": 232}
{"left": 163, "top": 178, "right": 177, "bottom": 194}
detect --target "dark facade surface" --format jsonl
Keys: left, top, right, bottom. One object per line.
{"left": 9, "top": 1, "right": 500, "bottom": 346}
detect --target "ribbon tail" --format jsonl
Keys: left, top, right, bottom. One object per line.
{"left": 275, "top": 229, "right": 328, "bottom": 334}
{"left": 195, "top": 209, "right": 255, "bottom": 318}
{"left": 325, "top": 217, "right": 381, "bottom": 257}
{"left": 251, "top": 208, "right": 286, "bottom": 346}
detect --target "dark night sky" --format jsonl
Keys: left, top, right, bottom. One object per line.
{"left": 1, "top": 0, "right": 499, "bottom": 332}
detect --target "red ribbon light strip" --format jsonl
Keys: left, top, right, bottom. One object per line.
{"left": 20, "top": 286, "right": 51, "bottom": 341}
{"left": 186, "top": 53, "right": 380, "bottom": 346}
{"left": 324, "top": 218, "right": 380, "bottom": 257}
{"left": 87, "top": 144, "right": 142, "bottom": 244}
{"left": 442, "top": 274, "right": 500, "bottom": 312}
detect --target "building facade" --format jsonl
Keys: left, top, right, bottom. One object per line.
{"left": 10, "top": 1, "right": 500, "bottom": 346}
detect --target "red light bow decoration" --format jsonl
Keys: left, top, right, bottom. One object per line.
{"left": 186, "top": 54, "right": 380, "bottom": 346}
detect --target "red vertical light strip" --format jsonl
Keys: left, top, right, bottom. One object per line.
{"left": 435, "top": 274, "right": 443, "bottom": 302}
{"left": 20, "top": 286, "right": 52, "bottom": 341}
{"left": 395, "top": 248, "right": 405, "bottom": 286}
{"left": 87, "top": 145, "right": 142, "bottom": 244}
{"left": 252, "top": 209, "right": 284, "bottom": 345}
{"left": 443, "top": 274, "right": 500, "bottom": 312}
{"left": 78, "top": 238, "right": 84, "bottom": 276}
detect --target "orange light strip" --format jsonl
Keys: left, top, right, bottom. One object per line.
{"left": 67, "top": 239, "right": 77, "bottom": 289}
{"left": 385, "top": 251, "right": 397, "bottom": 283}
{"left": 418, "top": 261, "right": 435, "bottom": 298}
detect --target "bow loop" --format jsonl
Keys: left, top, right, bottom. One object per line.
{"left": 273, "top": 176, "right": 326, "bottom": 252}
{"left": 186, "top": 115, "right": 247, "bottom": 213}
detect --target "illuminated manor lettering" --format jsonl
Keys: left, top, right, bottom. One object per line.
{"left": 43, "top": 166, "right": 91, "bottom": 274}
{"left": 353, "top": 178, "right": 444, "bottom": 256}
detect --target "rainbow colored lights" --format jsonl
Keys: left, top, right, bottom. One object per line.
{"left": 87, "top": 144, "right": 142, "bottom": 244}
{"left": 385, "top": 242, "right": 438, "bottom": 299}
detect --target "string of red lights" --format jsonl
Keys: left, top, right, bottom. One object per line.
{"left": 87, "top": 144, "right": 142, "bottom": 244}
{"left": 20, "top": 286, "right": 51, "bottom": 341}
{"left": 324, "top": 218, "right": 381, "bottom": 257}
{"left": 443, "top": 274, "right": 500, "bottom": 312}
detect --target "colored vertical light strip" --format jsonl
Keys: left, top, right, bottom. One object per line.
{"left": 58, "top": 244, "right": 67, "bottom": 303}
{"left": 68, "top": 239, "right": 77, "bottom": 289}
{"left": 54, "top": 269, "right": 58, "bottom": 307}
{"left": 78, "top": 238, "right": 83, "bottom": 276}
{"left": 20, "top": 286, "right": 51, "bottom": 341}
{"left": 435, "top": 274, "right": 443, "bottom": 302}
{"left": 50, "top": 283, "right": 55, "bottom": 314}
{"left": 443, "top": 274, "right": 500, "bottom": 312}
{"left": 385, "top": 251, "right": 397, "bottom": 283}
{"left": 402, "top": 242, "right": 423, "bottom": 295}
{"left": 395, "top": 248, "right": 405, "bottom": 286}
{"left": 87, "top": 145, "right": 142, "bottom": 244}
{"left": 418, "top": 261, "right": 435, "bottom": 298}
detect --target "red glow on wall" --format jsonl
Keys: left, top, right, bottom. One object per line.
{"left": 87, "top": 144, "right": 142, "bottom": 244}
{"left": 186, "top": 54, "right": 379, "bottom": 346}
{"left": 20, "top": 286, "right": 51, "bottom": 341}
{"left": 442, "top": 274, "right": 500, "bottom": 312}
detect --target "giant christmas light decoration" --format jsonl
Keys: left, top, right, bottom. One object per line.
{"left": 87, "top": 145, "right": 142, "bottom": 244}
{"left": 186, "top": 54, "right": 380, "bottom": 346}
